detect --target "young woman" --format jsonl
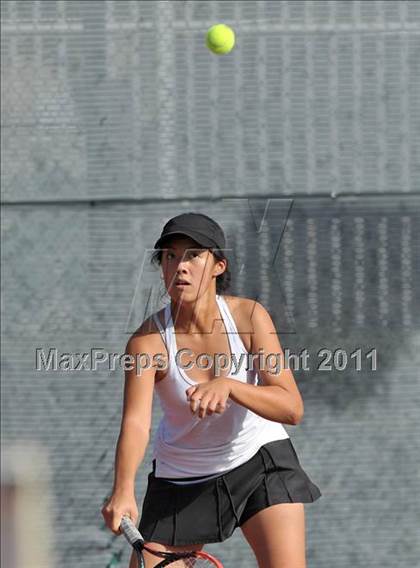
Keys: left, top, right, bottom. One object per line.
{"left": 102, "top": 212, "right": 321, "bottom": 568}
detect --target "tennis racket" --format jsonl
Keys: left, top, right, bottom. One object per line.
{"left": 120, "top": 515, "right": 224, "bottom": 567}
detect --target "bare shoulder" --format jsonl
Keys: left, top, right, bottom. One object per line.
{"left": 222, "top": 294, "right": 263, "bottom": 321}
{"left": 221, "top": 295, "right": 265, "bottom": 346}
{"left": 126, "top": 309, "right": 166, "bottom": 353}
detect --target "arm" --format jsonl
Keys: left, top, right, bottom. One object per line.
{"left": 228, "top": 300, "right": 304, "bottom": 425}
{"left": 112, "top": 422, "right": 150, "bottom": 495}
{"left": 112, "top": 328, "right": 158, "bottom": 493}
{"left": 102, "top": 322, "right": 161, "bottom": 533}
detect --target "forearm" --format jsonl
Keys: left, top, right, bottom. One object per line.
{"left": 227, "top": 380, "right": 301, "bottom": 425}
{"left": 112, "top": 425, "right": 149, "bottom": 494}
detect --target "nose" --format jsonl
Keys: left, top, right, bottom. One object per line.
{"left": 176, "top": 263, "right": 189, "bottom": 275}
{"left": 175, "top": 256, "right": 190, "bottom": 271}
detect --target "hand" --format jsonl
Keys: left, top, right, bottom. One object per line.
{"left": 101, "top": 490, "right": 139, "bottom": 535}
{"left": 186, "top": 378, "right": 232, "bottom": 419}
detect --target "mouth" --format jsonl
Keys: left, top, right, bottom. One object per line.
{"left": 174, "top": 280, "right": 191, "bottom": 287}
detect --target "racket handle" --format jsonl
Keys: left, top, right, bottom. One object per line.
{"left": 120, "top": 515, "right": 145, "bottom": 547}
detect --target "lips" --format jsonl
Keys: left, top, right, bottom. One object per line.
{"left": 174, "top": 280, "right": 190, "bottom": 286}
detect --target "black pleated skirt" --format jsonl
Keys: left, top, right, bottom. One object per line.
{"left": 138, "top": 438, "right": 322, "bottom": 546}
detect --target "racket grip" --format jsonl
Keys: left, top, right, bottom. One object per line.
{"left": 120, "top": 515, "right": 144, "bottom": 546}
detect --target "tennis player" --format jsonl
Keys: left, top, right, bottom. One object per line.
{"left": 102, "top": 212, "right": 321, "bottom": 567}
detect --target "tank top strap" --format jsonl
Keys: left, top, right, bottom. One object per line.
{"left": 216, "top": 294, "right": 238, "bottom": 334}
{"left": 216, "top": 294, "right": 248, "bottom": 354}
{"left": 152, "top": 312, "right": 164, "bottom": 334}
{"left": 164, "top": 303, "right": 176, "bottom": 344}
{"left": 152, "top": 312, "right": 166, "bottom": 347}
{"left": 164, "top": 303, "right": 171, "bottom": 327}
{"left": 152, "top": 304, "right": 172, "bottom": 352}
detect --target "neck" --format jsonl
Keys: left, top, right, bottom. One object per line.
{"left": 170, "top": 292, "right": 221, "bottom": 334}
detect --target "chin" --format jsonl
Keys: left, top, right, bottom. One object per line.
{"left": 169, "top": 288, "right": 193, "bottom": 300}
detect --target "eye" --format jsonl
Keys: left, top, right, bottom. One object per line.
{"left": 190, "top": 251, "right": 200, "bottom": 258}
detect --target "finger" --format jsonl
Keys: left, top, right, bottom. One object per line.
{"left": 111, "top": 515, "right": 122, "bottom": 533}
{"left": 214, "top": 401, "right": 227, "bottom": 414}
{"left": 111, "top": 525, "right": 122, "bottom": 535}
{"left": 186, "top": 386, "right": 198, "bottom": 401}
{"left": 190, "top": 397, "right": 202, "bottom": 415}
{"left": 114, "top": 510, "right": 131, "bottom": 533}
{"left": 189, "top": 389, "right": 205, "bottom": 413}
{"left": 197, "top": 393, "right": 214, "bottom": 418}
{"left": 111, "top": 523, "right": 121, "bottom": 534}
{"left": 206, "top": 396, "right": 221, "bottom": 415}
{"left": 112, "top": 527, "right": 122, "bottom": 535}
{"left": 189, "top": 395, "right": 201, "bottom": 413}
{"left": 130, "top": 513, "right": 139, "bottom": 527}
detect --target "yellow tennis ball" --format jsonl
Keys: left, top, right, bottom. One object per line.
{"left": 206, "top": 24, "right": 235, "bottom": 55}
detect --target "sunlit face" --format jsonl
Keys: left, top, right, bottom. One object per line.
{"left": 160, "top": 236, "right": 226, "bottom": 301}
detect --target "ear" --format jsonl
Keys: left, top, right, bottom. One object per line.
{"left": 214, "top": 258, "right": 227, "bottom": 276}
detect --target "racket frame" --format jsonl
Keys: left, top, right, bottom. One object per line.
{"left": 120, "top": 515, "right": 224, "bottom": 567}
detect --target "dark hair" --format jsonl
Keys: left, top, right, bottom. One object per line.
{"left": 150, "top": 246, "right": 231, "bottom": 295}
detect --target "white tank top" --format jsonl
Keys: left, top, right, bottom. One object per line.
{"left": 151, "top": 294, "right": 289, "bottom": 481}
